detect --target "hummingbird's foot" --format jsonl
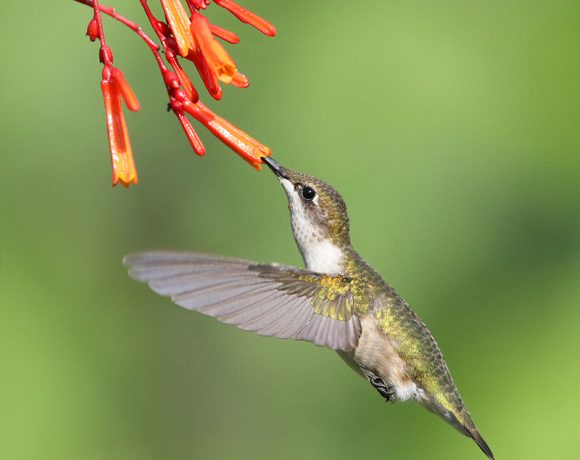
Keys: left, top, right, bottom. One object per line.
{"left": 368, "top": 373, "right": 396, "bottom": 402}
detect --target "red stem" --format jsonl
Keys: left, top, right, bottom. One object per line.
{"left": 75, "top": 0, "right": 165, "bottom": 70}
{"left": 92, "top": 0, "right": 106, "bottom": 48}
{"left": 138, "top": 0, "right": 175, "bottom": 62}
{"left": 137, "top": 0, "right": 196, "bottom": 96}
{"left": 91, "top": 0, "right": 115, "bottom": 67}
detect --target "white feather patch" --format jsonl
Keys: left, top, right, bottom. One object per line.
{"left": 394, "top": 381, "right": 419, "bottom": 402}
{"left": 302, "top": 239, "right": 344, "bottom": 274}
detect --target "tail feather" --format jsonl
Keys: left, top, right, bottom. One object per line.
{"left": 421, "top": 397, "right": 494, "bottom": 459}
{"left": 461, "top": 414, "right": 495, "bottom": 460}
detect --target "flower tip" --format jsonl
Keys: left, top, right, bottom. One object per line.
{"left": 254, "top": 152, "right": 272, "bottom": 171}
{"left": 112, "top": 162, "right": 139, "bottom": 187}
{"left": 112, "top": 156, "right": 139, "bottom": 187}
{"left": 209, "top": 24, "right": 240, "bottom": 44}
{"left": 114, "top": 175, "right": 139, "bottom": 188}
{"left": 211, "top": 87, "right": 223, "bottom": 100}
{"left": 231, "top": 72, "right": 249, "bottom": 88}
{"left": 262, "top": 24, "right": 277, "bottom": 37}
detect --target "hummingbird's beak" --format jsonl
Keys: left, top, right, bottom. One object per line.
{"left": 262, "top": 156, "right": 288, "bottom": 179}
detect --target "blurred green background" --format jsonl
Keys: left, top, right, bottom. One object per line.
{"left": 1, "top": 0, "right": 579, "bottom": 458}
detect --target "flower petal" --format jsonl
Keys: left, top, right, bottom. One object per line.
{"left": 112, "top": 67, "right": 140, "bottom": 112}
{"left": 160, "top": 0, "right": 196, "bottom": 57}
{"left": 187, "top": 47, "right": 223, "bottom": 100}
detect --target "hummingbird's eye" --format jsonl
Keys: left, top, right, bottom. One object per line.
{"left": 301, "top": 186, "right": 316, "bottom": 201}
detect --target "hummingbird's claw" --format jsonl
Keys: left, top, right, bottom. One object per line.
{"left": 368, "top": 373, "right": 397, "bottom": 402}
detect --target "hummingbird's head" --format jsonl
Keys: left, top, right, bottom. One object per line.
{"left": 262, "top": 157, "right": 351, "bottom": 274}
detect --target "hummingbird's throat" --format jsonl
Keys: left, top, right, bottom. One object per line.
{"left": 290, "top": 210, "right": 345, "bottom": 275}
{"left": 279, "top": 177, "right": 346, "bottom": 274}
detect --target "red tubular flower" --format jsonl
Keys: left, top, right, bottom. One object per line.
{"left": 101, "top": 65, "right": 139, "bottom": 187}
{"left": 184, "top": 101, "right": 270, "bottom": 169}
{"left": 213, "top": 0, "right": 276, "bottom": 37}
{"left": 75, "top": 0, "right": 276, "bottom": 183}
{"left": 190, "top": 11, "right": 237, "bottom": 84}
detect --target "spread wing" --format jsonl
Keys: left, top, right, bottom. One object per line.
{"left": 124, "top": 251, "right": 361, "bottom": 351}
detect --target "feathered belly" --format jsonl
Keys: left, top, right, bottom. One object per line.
{"left": 349, "top": 316, "right": 420, "bottom": 402}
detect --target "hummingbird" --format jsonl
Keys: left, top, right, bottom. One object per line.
{"left": 124, "top": 157, "right": 494, "bottom": 459}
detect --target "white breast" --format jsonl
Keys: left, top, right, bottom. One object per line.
{"left": 302, "top": 238, "right": 344, "bottom": 274}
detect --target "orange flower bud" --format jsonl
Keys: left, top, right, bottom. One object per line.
{"left": 172, "top": 59, "right": 199, "bottom": 102}
{"left": 213, "top": 0, "right": 277, "bottom": 37}
{"left": 173, "top": 104, "right": 206, "bottom": 156}
{"left": 209, "top": 24, "right": 240, "bottom": 44}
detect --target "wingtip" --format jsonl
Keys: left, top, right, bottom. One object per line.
{"left": 122, "top": 251, "right": 181, "bottom": 268}
{"left": 122, "top": 254, "right": 134, "bottom": 267}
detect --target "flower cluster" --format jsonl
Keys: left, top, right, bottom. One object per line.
{"left": 76, "top": 0, "right": 275, "bottom": 187}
